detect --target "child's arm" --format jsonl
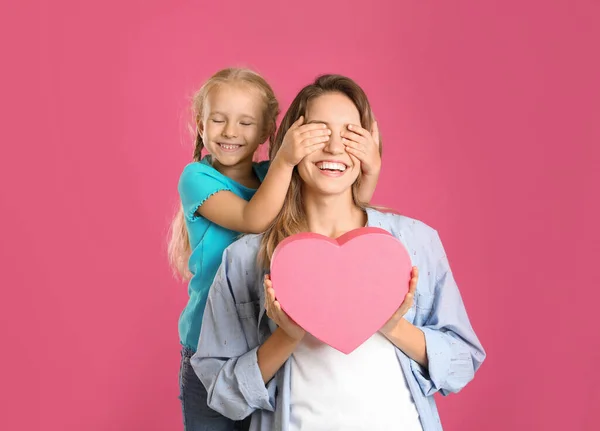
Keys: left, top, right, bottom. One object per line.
{"left": 195, "top": 155, "right": 294, "bottom": 233}
{"left": 341, "top": 121, "right": 381, "bottom": 203}
{"left": 184, "top": 117, "right": 330, "bottom": 234}
{"left": 358, "top": 170, "right": 380, "bottom": 203}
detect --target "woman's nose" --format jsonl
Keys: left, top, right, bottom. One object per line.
{"left": 323, "top": 130, "right": 345, "bottom": 154}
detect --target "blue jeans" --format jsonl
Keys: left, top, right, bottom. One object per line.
{"left": 179, "top": 347, "right": 250, "bottom": 431}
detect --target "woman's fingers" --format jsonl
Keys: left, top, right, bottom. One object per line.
{"left": 409, "top": 267, "right": 418, "bottom": 294}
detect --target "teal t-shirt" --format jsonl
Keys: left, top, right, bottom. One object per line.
{"left": 178, "top": 156, "right": 270, "bottom": 351}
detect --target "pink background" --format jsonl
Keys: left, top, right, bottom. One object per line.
{"left": 1, "top": 1, "right": 599, "bottom": 430}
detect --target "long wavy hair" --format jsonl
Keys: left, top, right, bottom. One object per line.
{"left": 257, "top": 74, "right": 382, "bottom": 269}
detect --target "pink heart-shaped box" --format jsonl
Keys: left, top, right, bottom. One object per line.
{"left": 270, "top": 227, "right": 412, "bottom": 354}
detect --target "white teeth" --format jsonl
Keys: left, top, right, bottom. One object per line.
{"left": 220, "top": 144, "right": 240, "bottom": 150}
{"left": 316, "top": 162, "right": 346, "bottom": 172}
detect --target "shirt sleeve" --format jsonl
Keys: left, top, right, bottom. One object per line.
{"left": 178, "top": 162, "right": 232, "bottom": 222}
{"left": 190, "top": 247, "right": 276, "bottom": 420}
{"left": 410, "top": 230, "right": 487, "bottom": 397}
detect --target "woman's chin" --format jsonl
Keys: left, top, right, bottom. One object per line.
{"left": 304, "top": 181, "right": 356, "bottom": 198}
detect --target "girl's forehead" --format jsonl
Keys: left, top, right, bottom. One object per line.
{"left": 205, "top": 83, "right": 265, "bottom": 115}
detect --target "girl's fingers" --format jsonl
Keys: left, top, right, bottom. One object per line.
{"left": 297, "top": 123, "right": 329, "bottom": 136}
{"left": 371, "top": 121, "right": 380, "bottom": 147}
{"left": 342, "top": 138, "right": 366, "bottom": 153}
{"left": 299, "top": 126, "right": 330, "bottom": 137}
{"left": 345, "top": 146, "right": 367, "bottom": 161}
{"left": 347, "top": 124, "right": 369, "bottom": 137}
{"left": 303, "top": 142, "right": 327, "bottom": 155}
{"left": 341, "top": 129, "right": 366, "bottom": 144}
{"left": 302, "top": 135, "right": 330, "bottom": 147}
{"left": 290, "top": 116, "right": 305, "bottom": 130}
{"left": 347, "top": 153, "right": 361, "bottom": 167}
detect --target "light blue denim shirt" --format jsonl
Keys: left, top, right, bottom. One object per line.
{"left": 192, "top": 208, "right": 486, "bottom": 431}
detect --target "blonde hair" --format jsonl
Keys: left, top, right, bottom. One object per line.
{"left": 168, "top": 68, "right": 280, "bottom": 280}
{"left": 257, "top": 74, "right": 383, "bottom": 268}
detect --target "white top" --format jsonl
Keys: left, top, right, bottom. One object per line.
{"left": 290, "top": 332, "right": 423, "bottom": 431}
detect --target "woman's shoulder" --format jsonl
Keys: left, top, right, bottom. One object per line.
{"left": 222, "top": 233, "right": 265, "bottom": 271}
{"left": 227, "top": 233, "right": 263, "bottom": 253}
{"left": 367, "top": 208, "right": 446, "bottom": 277}
{"left": 367, "top": 207, "right": 438, "bottom": 238}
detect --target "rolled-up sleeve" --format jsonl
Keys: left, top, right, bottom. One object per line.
{"left": 411, "top": 231, "right": 486, "bottom": 397}
{"left": 190, "top": 251, "right": 275, "bottom": 420}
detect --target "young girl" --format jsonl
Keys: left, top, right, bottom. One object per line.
{"left": 191, "top": 74, "right": 486, "bottom": 431}
{"left": 168, "top": 68, "right": 381, "bottom": 431}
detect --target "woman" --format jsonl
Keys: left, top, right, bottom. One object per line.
{"left": 191, "top": 74, "right": 486, "bottom": 431}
